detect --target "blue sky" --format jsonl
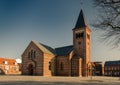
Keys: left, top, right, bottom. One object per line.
{"left": 0, "top": 0, "right": 119, "bottom": 62}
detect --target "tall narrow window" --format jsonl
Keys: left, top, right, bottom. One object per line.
{"left": 60, "top": 62, "right": 63, "bottom": 71}
{"left": 81, "top": 32, "right": 84, "bottom": 37}
{"left": 29, "top": 50, "right": 36, "bottom": 59}
{"left": 33, "top": 51, "right": 36, "bottom": 59}
{"left": 49, "top": 62, "right": 51, "bottom": 70}
{"left": 76, "top": 32, "right": 84, "bottom": 39}
{"left": 76, "top": 33, "right": 79, "bottom": 39}
{"left": 31, "top": 50, "right": 33, "bottom": 59}
{"left": 78, "top": 33, "right": 79, "bottom": 38}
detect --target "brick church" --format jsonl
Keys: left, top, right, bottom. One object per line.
{"left": 22, "top": 9, "right": 91, "bottom": 77}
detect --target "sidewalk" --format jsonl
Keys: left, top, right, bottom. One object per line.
{"left": 0, "top": 75, "right": 119, "bottom": 83}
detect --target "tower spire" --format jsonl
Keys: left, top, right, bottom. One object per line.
{"left": 75, "top": 9, "right": 87, "bottom": 29}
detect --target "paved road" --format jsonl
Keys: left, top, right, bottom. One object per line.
{"left": 0, "top": 81, "right": 120, "bottom": 85}
{"left": 0, "top": 76, "right": 119, "bottom": 85}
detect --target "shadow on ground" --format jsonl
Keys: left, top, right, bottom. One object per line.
{"left": 0, "top": 81, "right": 119, "bottom": 85}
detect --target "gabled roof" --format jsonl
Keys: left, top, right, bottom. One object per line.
{"left": 32, "top": 40, "right": 55, "bottom": 55}
{"left": 32, "top": 40, "right": 73, "bottom": 56}
{"left": 74, "top": 9, "right": 87, "bottom": 29}
{"left": 105, "top": 60, "right": 120, "bottom": 66}
{"left": 40, "top": 43, "right": 56, "bottom": 55}
{"left": 55, "top": 45, "right": 73, "bottom": 56}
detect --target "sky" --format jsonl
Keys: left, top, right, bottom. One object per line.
{"left": 0, "top": 0, "right": 120, "bottom": 62}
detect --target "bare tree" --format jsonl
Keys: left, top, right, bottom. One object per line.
{"left": 92, "top": 0, "right": 120, "bottom": 48}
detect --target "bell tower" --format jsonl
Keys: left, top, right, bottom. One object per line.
{"left": 73, "top": 9, "right": 91, "bottom": 76}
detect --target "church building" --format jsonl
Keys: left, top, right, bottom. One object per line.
{"left": 22, "top": 9, "right": 91, "bottom": 77}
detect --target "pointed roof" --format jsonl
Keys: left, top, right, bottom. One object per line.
{"left": 75, "top": 9, "right": 87, "bottom": 29}
{"left": 32, "top": 40, "right": 73, "bottom": 56}
{"left": 40, "top": 43, "right": 56, "bottom": 55}
{"left": 32, "top": 40, "right": 55, "bottom": 55}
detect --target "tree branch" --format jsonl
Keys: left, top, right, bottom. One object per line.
{"left": 92, "top": 0, "right": 120, "bottom": 47}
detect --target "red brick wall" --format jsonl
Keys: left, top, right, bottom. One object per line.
{"left": 22, "top": 41, "right": 44, "bottom": 75}
{"left": 43, "top": 53, "right": 54, "bottom": 76}
{"left": 73, "top": 26, "right": 91, "bottom": 77}
{"left": 56, "top": 56, "right": 70, "bottom": 76}
{"left": 22, "top": 41, "right": 56, "bottom": 76}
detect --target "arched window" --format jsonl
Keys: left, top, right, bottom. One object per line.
{"left": 81, "top": 32, "right": 84, "bottom": 37}
{"left": 76, "top": 33, "right": 78, "bottom": 39}
{"left": 33, "top": 51, "right": 36, "bottom": 59}
{"left": 28, "top": 50, "right": 36, "bottom": 59}
{"left": 60, "top": 62, "right": 63, "bottom": 71}
{"left": 76, "top": 32, "right": 84, "bottom": 39}
{"left": 78, "top": 33, "right": 80, "bottom": 38}
{"left": 31, "top": 50, "right": 33, "bottom": 59}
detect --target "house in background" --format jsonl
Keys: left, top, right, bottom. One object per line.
{"left": 0, "top": 58, "right": 21, "bottom": 75}
{"left": 92, "top": 62, "right": 104, "bottom": 76}
{"left": 104, "top": 60, "right": 120, "bottom": 77}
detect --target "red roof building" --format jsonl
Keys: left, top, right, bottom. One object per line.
{"left": 0, "top": 58, "right": 21, "bottom": 75}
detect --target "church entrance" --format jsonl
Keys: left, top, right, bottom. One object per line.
{"left": 71, "top": 59, "right": 79, "bottom": 76}
{"left": 28, "top": 64, "right": 34, "bottom": 75}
